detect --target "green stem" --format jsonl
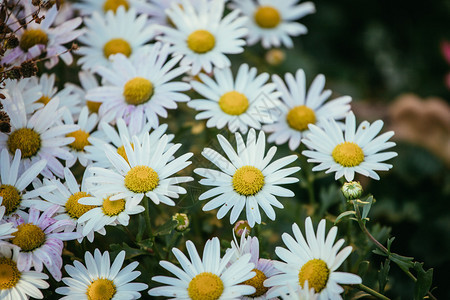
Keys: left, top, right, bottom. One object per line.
{"left": 354, "top": 283, "right": 391, "bottom": 300}
{"left": 143, "top": 197, "right": 153, "bottom": 239}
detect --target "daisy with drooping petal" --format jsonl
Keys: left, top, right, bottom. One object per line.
{"left": 8, "top": 205, "right": 79, "bottom": 281}
{"left": 0, "top": 245, "right": 49, "bottom": 300}
{"left": 86, "top": 131, "right": 193, "bottom": 207}
{"left": 86, "top": 42, "right": 190, "bottom": 132}
{"left": 149, "top": 237, "right": 256, "bottom": 299}
{"left": 189, "top": 64, "right": 281, "bottom": 134}
{"left": 264, "top": 217, "right": 362, "bottom": 299}
{"left": 195, "top": 128, "right": 300, "bottom": 227}
{"left": 77, "top": 6, "right": 154, "bottom": 70}
{"left": 0, "top": 97, "right": 78, "bottom": 178}
{"left": 55, "top": 249, "right": 148, "bottom": 299}
{"left": 157, "top": 0, "right": 248, "bottom": 75}
{"left": 263, "top": 69, "right": 352, "bottom": 151}
{"left": 302, "top": 111, "right": 398, "bottom": 181}
{"left": 229, "top": 0, "right": 316, "bottom": 48}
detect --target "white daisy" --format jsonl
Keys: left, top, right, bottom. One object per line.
{"left": 1, "top": 78, "right": 42, "bottom": 115}
{"left": 0, "top": 199, "right": 17, "bottom": 241}
{"left": 264, "top": 217, "right": 362, "bottom": 299}
{"left": 189, "top": 63, "right": 281, "bottom": 133}
{"left": 229, "top": 0, "right": 316, "bottom": 48}
{"left": 86, "top": 132, "right": 193, "bottom": 206}
{"left": 86, "top": 42, "right": 191, "bottom": 132}
{"left": 280, "top": 282, "right": 318, "bottom": 300}
{"left": 149, "top": 237, "right": 256, "bottom": 299}
{"left": 0, "top": 149, "right": 51, "bottom": 217}
{"left": 145, "top": 0, "right": 213, "bottom": 26}
{"left": 74, "top": 0, "right": 152, "bottom": 16}
{"left": 55, "top": 249, "right": 148, "bottom": 299}
{"left": 8, "top": 205, "right": 80, "bottom": 281}
{"left": 156, "top": 0, "right": 248, "bottom": 74}
{"left": 263, "top": 69, "right": 352, "bottom": 151}
{"left": 77, "top": 6, "right": 154, "bottom": 70}
{"left": 62, "top": 106, "right": 100, "bottom": 167}
{"left": 0, "top": 245, "right": 49, "bottom": 300}
{"left": 2, "top": 2, "right": 84, "bottom": 68}
{"left": 65, "top": 71, "right": 103, "bottom": 114}
{"left": 0, "top": 97, "right": 79, "bottom": 178}
{"left": 302, "top": 111, "right": 398, "bottom": 181}
{"left": 195, "top": 128, "right": 300, "bottom": 227}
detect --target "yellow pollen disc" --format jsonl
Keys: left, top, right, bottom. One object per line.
{"left": 116, "top": 143, "right": 134, "bottom": 164}
{"left": 232, "top": 166, "right": 265, "bottom": 196}
{"left": 19, "top": 28, "right": 48, "bottom": 51}
{"left": 102, "top": 197, "right": 125, "bottom": 216}
{"left": 332, "top": 142, "right": 365, "bottom": 167}
{"left": 123, "top": 77, "right": 153, "bottom": 105}
{"left": 254, "top": 6, "right": 281, "bottom": 29}
{"left": 11, "top": 223, "right": 46, "bottom": 252}
{"left": 218, "top": 91, "right": 249, "bottom": 116}
{"left": 86, "top": 278, "right": 116, "bottom": 300}
{"left": 187, "top": 30, "right": 215, "bottom": 54}
{"left": 7, "top": 128, "right": 41, "bottom": 159}
{"left": 66, "top": 129, "right": 91, "bottom": 151}
{"left": 124, "top": 165, "right": 159, "bottom": 193}
{"left": 103, "top": 38, "right": 132, "bottom": 58}
{"left": 298, "top": 259, "right": 330, "bottom": 293}
{"left": 103, "top": 0, "right": 129, "bottom": 13}
{"left": 286, "top": 105, "right": 316, "bottom": 131}
{"left": 86, "top": 101, "right": 102, "bottom": 113}
{"left": 65, "top": 191, "right": 96, "bottom": 220}
{"left": 36, "top": 95, "right": 51, "bottom": 105}
{"left": 188, "top": 272, "right": 224, "bottom": 300}
{"left": 243, "top": 269, "right": 268, "bottom": 297}
{"left": 0, "top": 184, "right": 21, "bottom": 215}
{"left": 0, "top": 258, "right": 21, "bottom": 290}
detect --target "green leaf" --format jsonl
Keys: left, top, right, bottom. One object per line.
{"left": 378, "top": 259, "right": 390, "bottom": 293}
{"left": 137, "top": 238, "right": 154, "bottom": 251}
{"left": 390, "top": 253, "right": 414, "bottom": 272}
{"left": 358, "top": 260, "right": 370, "bottom": 277}
{"left": 110, "top": 242, "right": 148, "bottom": 259}
{"left": 361, "top": 195, "right": 374, "bottom": 220}
{"left": 334, "top": 210, "right": 356, "bottom": 224}
{"left": 154, "top": 219, "right": 178, "bottom": 236}
{"left": 413, "top": 262, "right": 433, "bottom": 300}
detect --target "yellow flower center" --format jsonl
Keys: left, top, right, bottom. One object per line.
{"left": 36, "top": 95, "right": 51, "bottom": 105}
{"left": 102, "top": 196, "right": 125, "bottom": 216}
{"left": 188, "top": 272, "right": 224, "bottom": 300}
{"left": 0, "top": 258, "right": 21, "bottom": 290}
{"left": 218, "top": 91, "right": 249, "bottom": 116}
{"left": 298, "top": 259, "right": 330, "bottom": 293}
{"left": 123, "top": 77, "right": 153, "bottom": 106}
{"left": 242, "top": 269, "right": 268, "bottom": 297}
{"left": 66, "top": 129, "right": 91, "bottom": 151}
{"left": 187, "top": 30, "right": 215, "bottom": 54}
{"left": 11, "top": 223, "right": 46, "bottom": 252}
{"left": 254, "top": 6, "right": 281, "bottom": 29}
{"left": 66, "top": 191, "right": 96, "bottom": 220}
{"left": 124, "top": 166, "right": 159, "bottom": 193}
{"left": 103, "top": 38, "right": 132, "bottom": 58}
{"left": 116, "top": 143, "right": 134, "bottom": 164}
{"left": 19, "top": 29, "right": 48, "bottom": 51}
{"left": 86, "top": 278, "right": 116, "bottom": 300}
{"left": 86, "top": 101, "right": 102, "bottom": 113}
{"left": 0, "top": 184, "right": 21, "bottom": 215}
{"left": 332, "top": 142, "right": 365, "bottom": 167}
{"left": 232, "top": 166, "right": 265, "bottom": 196}
{"left": 103, "top": 0, "right": 129, "bottom": 13}
{"left": 286, "top": 105, "right": 316, "bottom": 131}
{"left": 7, "top": 128, "right": 41, "bottom": 159}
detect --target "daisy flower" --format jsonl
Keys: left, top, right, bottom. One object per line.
{"left": 62, "top": 106, "right": 100, "bottom": 167}
{"left": 85, "top": 118, "right": 173, "bottom": 168}
{"left": 0, "top": 245, "right": 49, "bottom": 300}
{"left": 229, "top": 0, "right": 316, "bottom": 48}
{"left": 264, "top": 217, "right": 362, "bottom": 299}
{"left": 0, "top": 97, "right": 79, "bottom": 178}
{"left": 0, "top": 149, "right": 50, "bottom": 217}
{"left": 263, "top": 69, "right": 352, "bottom": 151}
{"left": 8, "top": 205, "right": 80, "bottom": 281}
{"left": 145, "top": 0, "right": 213, "bottom": 26}
{"left": 77, "top": 6, "right": 154, "bottom": 70}
{"left": 302, "top": 111, "right": 398, "bottom": 181}
{"left": 2, "top": 3, "right": 84, "bottom": 68}
{"left": 149, "top": 237, "right": 256, "bottom": 299}
{"left": 86, "top": 42, "right": 190, "bottom": 132}
{"left": 66, "top": 71, "right": 102, "bottom": 114}
{"left": 189, "top": 64, "right": 281, "bottom": 134}
{"left": 0, "top": 199, "right": 17, "bottom": 241}
{"left": 280, "top": 282, "right": 318, "bottom": 300}
{"left": 86, "top": 132, "right": 193, "bottom": 207}
{"left": 74, "top": 0, "right": 152, "bottom": 16}
{"left": 227, "top": 231, "right": 280, "bottom": 300}
{"left": 194, "top": 128, "right": 300, "bottom": 227}
{"left": 55, "top": 249, "right": 148, "bottom": 299}
{"left": 1, "top": 78, "right": 42, "bottom": 115}
{"left": 157, "top": 0, "right": 248, "bottom": 75}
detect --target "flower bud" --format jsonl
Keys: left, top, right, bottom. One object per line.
{"left": 265, "top": 49, "right": 285, "bottom": 66}
{"left": 172, "top": 213, "right": 189, "bottom": 232}
{"left": 233, "top": 220, "right": 251, "bottom": 238}
{"left": 341, "top": 181, "right": 363, "bottom": 200}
